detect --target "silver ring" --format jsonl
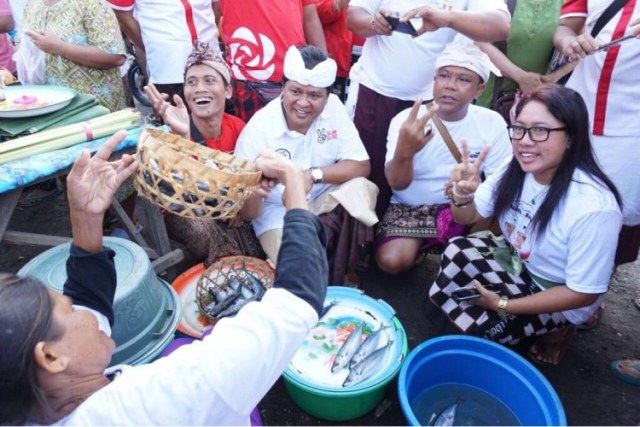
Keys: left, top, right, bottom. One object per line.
{"left": 424, "top": 124, "right": 433, "bottom": 136}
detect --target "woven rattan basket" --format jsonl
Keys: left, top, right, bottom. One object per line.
{"left": 134, "top": 128, "right": 261, "bottom": 220}
{"left": 196, "top": 256, "right": 275, "bottom": 324}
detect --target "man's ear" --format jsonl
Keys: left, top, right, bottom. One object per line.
{"left": 475, "top": 82, "right": 487, "bottom": 99}
{"left": 33, "top": 341, "right": 68, "bottom": 374}
{"left": 225, "top": 84, "right": 233, "bottom": 100}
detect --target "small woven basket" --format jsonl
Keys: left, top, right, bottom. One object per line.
{"left": 196, "top": 256, "right": 275, "bottom": 324}
{"left": 134, "top": 128, "right": 261, "bottom": 220}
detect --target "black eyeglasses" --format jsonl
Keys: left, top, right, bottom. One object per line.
{"left": 507, "top": 125, "right": 568, "bottom": 142}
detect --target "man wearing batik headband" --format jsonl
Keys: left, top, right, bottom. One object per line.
{"left": 235, "top": 45, "right": 375, "bottom": 285}
{"left": 143, "top": 41, "right": 266, "bottom": 267}
{"left": 375, "top": 42, "right": 512, "bottom": 275}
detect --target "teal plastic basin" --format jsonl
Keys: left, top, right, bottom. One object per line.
{"left": 18, "top": 237, "right": 181, "bottom": 366}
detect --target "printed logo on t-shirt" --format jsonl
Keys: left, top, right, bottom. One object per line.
{"left": 276, "top": 148, "right": 291, "bottom": 159}
{"left": 317, "top": 128, "right": 337, "bottom": 144}
{"left": 504, "top": 200, "right": 536, "bottom": 261}
{"left": 227, "top": 27, "right": 276, "bottom": 81}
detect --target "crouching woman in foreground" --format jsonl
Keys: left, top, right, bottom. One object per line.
{"left": 0, "top": 132, "right": 328, "bottom": 425}
{"left": 428, "top": 84, "right": 622, "bottom": 365}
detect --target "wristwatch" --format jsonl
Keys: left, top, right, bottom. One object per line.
{"left": 310, "top": 167, "right": 323, "bottom": 184}
{"left": 497, "top": 296, "right": 509, "bottom": 319}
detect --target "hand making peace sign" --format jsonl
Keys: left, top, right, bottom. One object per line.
{"left": 449, "top": 138, "right": 490, "bottom": 198}
{"left": 396, "top": 98, "right": 438, "bottom": 158}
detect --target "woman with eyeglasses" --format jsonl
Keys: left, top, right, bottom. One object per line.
{"left": 427, "top": 83, "right": 622, "bottom": 366}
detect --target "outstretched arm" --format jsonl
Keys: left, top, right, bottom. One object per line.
{"left": 63, "top": 131, "right": 138, "bottom": 326}
{"left": 403, "top": 7, "right": 510, "bottom": 42}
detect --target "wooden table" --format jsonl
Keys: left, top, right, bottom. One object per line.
{"left": 0, "top": 130, "right": 182, "bottom": 273}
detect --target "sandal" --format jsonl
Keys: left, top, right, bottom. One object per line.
{"left": 635, "top": 295, "right": 640, "bottom": 311}
{"left": 576, "top": 304, "right": 605, "bottom": 331}
{"left": 527, "top": 326, "right": 577, "bottom": 366}
{"left": 610, "top": 359, "right": 640, "bottom": 386}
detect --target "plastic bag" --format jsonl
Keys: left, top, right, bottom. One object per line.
{"left": 13, "top": 33, "right": 46, "bottom": 84}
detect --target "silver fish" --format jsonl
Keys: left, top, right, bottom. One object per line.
{"left": 343, "top": 341, "right": 392, "bottom": 387}
{"left": 433, "top": 398, "right": 461, "bottom": 426}
{"left": 244, "top": 273, "right": 266, "bottom": 300}
{"left": 331, "top": 322, "right": 365, "bottom": 373}
{"left": 349, "top": 325, "right": 388, "bottom": 369}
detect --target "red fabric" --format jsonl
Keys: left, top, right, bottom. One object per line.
{"left": 219, "top": 0, "right": 306, "bottom": 82}
{"left": 201, "top": 113, "right": 245, "bottom": 153}
{"left": 315, "top": 0, "right": 353, "bottom": 78}
{"left": 179, "top": 0, "right": 198, "bottom": 45}
{"left": 106, "top": 0, "right": 134, "bottom": 8}
{"left": 593, "top": 0, "right": 636, "bottom": 135}
{"left": 560, "top": 0, "right": 586, "bottom": 15}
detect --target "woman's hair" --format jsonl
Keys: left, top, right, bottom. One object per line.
{"left": 492, "top": 83, "right": 622, "bottom": 238}
{"left": 0, "top": 273, "right": 62, "bottom": 425}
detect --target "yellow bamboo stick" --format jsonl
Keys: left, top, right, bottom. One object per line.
{"left": 0, "top": 120, "right": 139, "bottom": 164}
{"left": 0, "top": 109, "right": 140, "bottom": 155}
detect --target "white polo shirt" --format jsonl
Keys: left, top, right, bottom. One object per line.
{"left": 235, "top": 94, "right": 370, "bottom": 236}
{"left": 107, "top": 0, "right": 220, "bottom": 84}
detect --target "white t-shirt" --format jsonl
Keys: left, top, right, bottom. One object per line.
{"left": 54, "top": 289, "right": 317, "bottom": 426}
{"left": 474, "top": 165, "right": 622, "bottom": 325}
{"left": 385, "top": 104, "right": 512, "bottom": 206}
{"left": 107, "top": 0, "right": 220, "bottom": 84}
{"left": 234, "top": 94, "right": 370, "bottom": 237}
{"left": 349, "top": 0, "right": 508, "bottom": 100}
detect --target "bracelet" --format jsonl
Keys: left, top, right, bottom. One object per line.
{"left": 452, "top": 186, "right": 475, "bottom": 199}
{"left": 451, "top": 195, "right": 474, "bottom": 208}
{"left": 497, "top": 296, "right": 509, "bottom": 318}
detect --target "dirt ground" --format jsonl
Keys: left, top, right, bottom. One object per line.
{"left": 1, "top": 191, "right": 639, "bottom": 426}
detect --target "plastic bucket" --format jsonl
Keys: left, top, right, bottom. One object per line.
{"left": 18, "top": 237, "right": 181, "bottom": 366}
{"left": 398, "top": 335, "right": 566, "bottom": 426}
{"left": 282, "top": 286, "right": 408, "bottom": 421}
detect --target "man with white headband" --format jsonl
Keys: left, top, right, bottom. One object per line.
{"left": 374, "top": 42, "right": 512, "bottom": 275}
{"left": 235, "top": 45, "right": 372, "bottom": 285}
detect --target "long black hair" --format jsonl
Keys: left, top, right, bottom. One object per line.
{"left": 492, "top": 84, "right": 622, "bottom": 238}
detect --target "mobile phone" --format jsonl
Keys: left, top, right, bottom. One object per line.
{"left": 451, "top": 287, "right": 482, "bottom": 302}
{"left": 451, "top": 285, "right": 503, "bottom": 302}
{"left": 384, "top": 16, "right": 418, "bottom": 36}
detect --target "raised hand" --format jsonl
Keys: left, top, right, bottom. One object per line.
{"left": 401, "top": 6, "right": 451, "bottom": 37}
{"left": 397, "top": 99, "right": 437, "bottom": 157}
{"left": 560, "top": 32, "right": 599, "bottom": 61}
{"left": 67, "top": 130, "right": 138, "bottom": 217}
{"left": 371, "top": 9, "right": 393, "bottom": 36}
{"left": 144, "top": 83, "right": 190, "bottom": 138}
{"left": 449, "top": 138, "right": 489, "bottom": 197}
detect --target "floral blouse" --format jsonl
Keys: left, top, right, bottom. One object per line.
{"left": 22, "top": 0, "right": 127, "bottom": 111}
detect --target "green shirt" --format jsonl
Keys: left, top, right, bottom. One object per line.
{"left": 477, "top": 0, "right": 564, "bottom": 108}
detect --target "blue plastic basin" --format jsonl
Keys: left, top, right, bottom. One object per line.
{"left": 398, "top": 335, "right": 566, "bottom": 426}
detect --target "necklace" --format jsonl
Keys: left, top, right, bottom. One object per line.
{"left": 530, "top": 188, "right": 548, "bottom": 206}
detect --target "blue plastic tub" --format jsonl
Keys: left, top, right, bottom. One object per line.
{"left": 398, "top": 335, "right": 566, "bottom": 426}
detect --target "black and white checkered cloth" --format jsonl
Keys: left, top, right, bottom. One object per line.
{"left": 428, "top": 233, "right": 568, "bottom": 344}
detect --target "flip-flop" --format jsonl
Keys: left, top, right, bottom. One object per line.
{"left": 576, "top": 304, "right": 605, "bottom": 331}
{"left": 635, "top": 295, "right": 640, "bottom": 311}
{"left": 610, "top": 359, "right": 640, "bottom": 386}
